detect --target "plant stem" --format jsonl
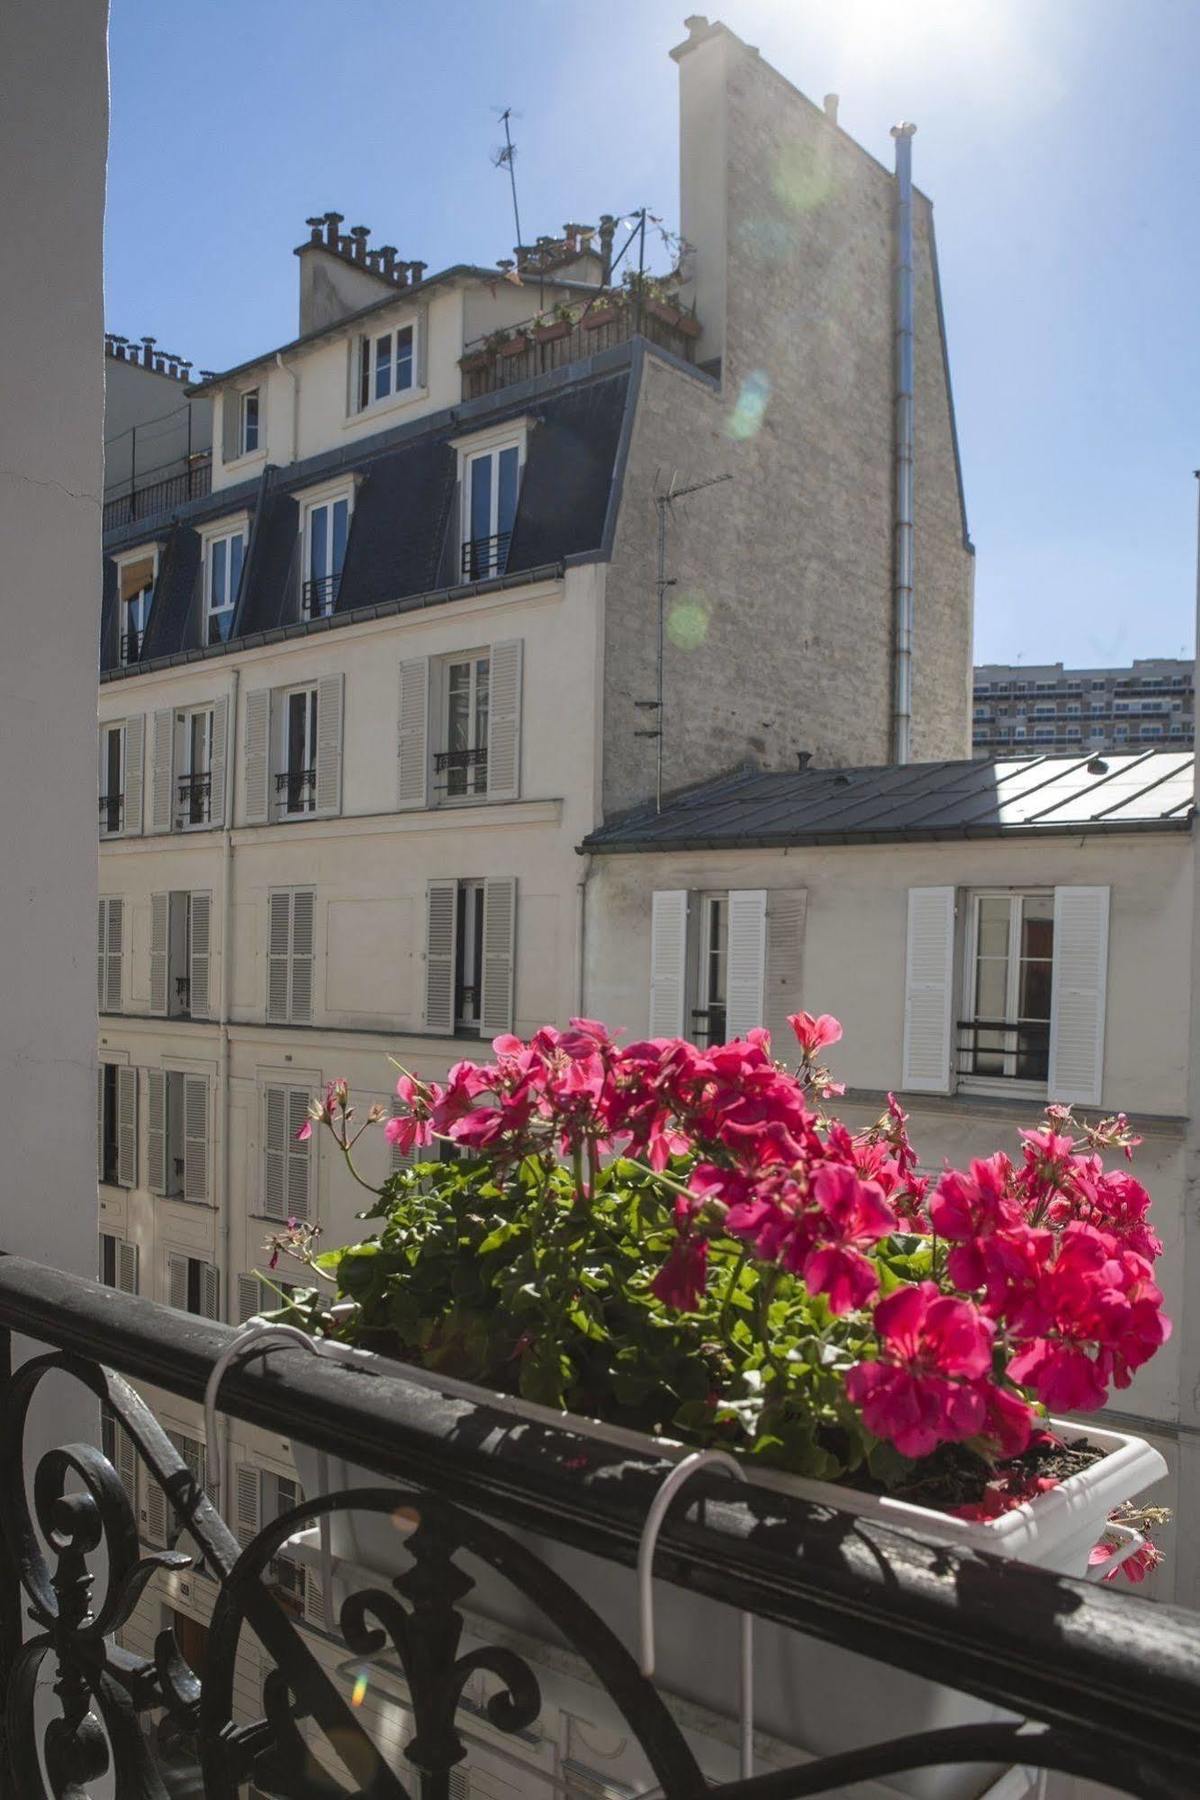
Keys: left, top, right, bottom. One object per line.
{"left": 716, "top": 1242, "right": 750, "bottom": 1353}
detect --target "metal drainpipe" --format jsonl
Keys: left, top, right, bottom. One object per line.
{"left": 219, "top": 665, "right": 239, "bottom": 1516}
{"left": 890, "top": 122, "right": 917, "bottom": 766}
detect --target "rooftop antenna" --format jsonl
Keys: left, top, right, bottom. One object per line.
{"left": 635, "top": 470, "right": 734, "bottom": 812}
{"left": 491, "top": 107, "right": 523, "bottom": 253}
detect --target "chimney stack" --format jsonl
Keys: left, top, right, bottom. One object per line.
{"left": 323, "top": 210, "right": 343, "bottom": 249}
{"left": 349, "top": 224, "right": 370, "bottom": 262}
{"left": 823, "top": 93, "right": 839, "bottom": 124}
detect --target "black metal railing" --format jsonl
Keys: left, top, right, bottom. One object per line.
{"left": 103, "top": 453, "right": 212, "bottom": 532}
{"left": 461, "top": 531, "right": 511, "bottom": 581}
{"left": 121, "top": 624, "right": 144, "bottom": 666}
{"left": 302, "top": 574, "right": 341, "bottom": 620}
{"left": 174, "top": 975, "right": 191, "bottom": 1016}
{"left": 690, "top": 1005, "right": 728, "bottom": 1049}
{"left": 433, "top": 745, "right": 489, "bottom": 796}
{"left": 176, "top": 771, "right": 211, "bottom": 826}
{"left": 98, "top": 792, "right": 123, "bottom": 835}
{"left": 275, "top": 767, "right": 316, "bottom": 812}
{"left": 0, "top": 1254, "right": 1197, "bottom": 1799}
{"left": 957, "top": 1017, "right": 1051, "bottom": 1082}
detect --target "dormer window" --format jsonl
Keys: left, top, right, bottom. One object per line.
{"left": 354, "top": 323, "right": 416, "bottom": 413}
{"left": 240, "top": 389, "right": 260, "bottom": 455}
{"left": 453, "top": 424, "right": 527, "bottom": 581}
{"left": 222, "top": 386, "right": 263, "bottom": 465}
{"left": 117, "top": 548, "right": 156, "bottom": 665}
{"left": 202, "top": 521, "right": 246, "bottom": 644}
{"left": 301, "top": 485, "right": 353, "bottom": 618}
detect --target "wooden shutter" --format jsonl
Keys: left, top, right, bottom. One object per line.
{"left": 648, "top": 891, "right": 689, "bottom": 1037}
{"left": 105, "top": 897, "right": 123, "bottom": 1014}
{"left": 486, "top": 640, "right": 523, "bottom": 801}
{"left": 480, "top": 877, "right": 517, "bottom": 1035}
{"left": 725, "top": 890, "right": 767, "bottom": 1040}
{"left": 116, "top": 1066, "right": 137, "bottom": 1188}
{"left": 200, "top": 1261, "right": 220, "bottom": 1321}
{"left": 144, "top": 1470, "right": 168, "bottom": 1546}
{"left": 397, "top": 657, "right": 430, "bottom": 809}
{"left": 146, "top": 1069, "right": 167, "bottom": 1194}
{"left": 149, "top": 892, "right": 169, "bottom": 1016}
{"left": 424, "top": 880, "right": 457, "bottom": 1033}
{"left": 124, "top": 714, "right": 145, "bottom": 835}
{"left": 235, "top": 1464, "right": 261, "bottom": 1547}
{"left": 238, "top": 1274, "right": 263, "bottom": 1324}
{"left": 168, "top": 1253, "right": 188, "bottom": 1312}
{"left": 117, "top": 1240, "right": 139, "bottom": 1295}
{"left": 183, "top": 1075, "right": 208, "bottom": 1203}
{"left": 290, "top": 889, "right": 315, "bottom": 1023}
{"left": 189, "top": 892, "right": 212, "bottom": 1019}
{"left": 151, "top": 708, "right": 175, "bottom": 834}
{"left": 902, "top": 887, "right": 957, "bottom": 1094}
{"left": 97, "top": 902, "right": 106, "bottom": 1012}
{"left": 115, "top": 1421, "right": 138, "bottom": 1507}
{"left": 315, "top": 673, "right": 344, "bottom": 815}
{"left": 287, "top": 1089, "right": 312, "bottom": 1222}
{"left": 263, "top": 1087, "right": 288, "bottom": 1219}
{"left": 266, "top": 890, "right": 292, "bottom": 1023}
{"left": 765, "top": 890, "right": 808, "bottom": 1058}
{"left": 209, "top": 694, "right": 229, "bottom": 827}
{"left": 1048, "top": 886, "right": 1110, "bottom": 1107}
{"left": 244, "top": 689, "right": 271, "bottom": 825}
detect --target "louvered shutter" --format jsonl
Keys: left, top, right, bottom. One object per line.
{"left": 765, "top": 890, "right": 808, "bottom": 1059}
{"left": 424, "top": 880, "right": 457, "bottom": 1033}
{"left": 168, "top": 1253, "right": 188, "bottom": 1312}
{"left": 116, "top": 1422, "right": 138, "bottom": 1508}
{"left": 315, "top": 674, "right": 344, "bottom": 815}
{"left": 416, "top": 304, "right": 430, "bottom": 389}
{"left": 1048, "top": 886, "right": 1110, "bottom": 1107}
{"left": 183, "top": 1075, "right": 208, "bottom": 1203}
{"left": 124, "top": 714, "right": 145, "bottom": 834}
{"left": 290, "top": 890, "right": 315, "bottom": 1023}
{"left": 189, "top": 892, "right": 211, "bottom": 1018}
{"left": 263, "top": 1087, "right": 287, "bottom": 1219}
{"left": 244, "top": 689, "right": 271, "bottom": 825}
{"left": 97, "top": 903, "right": 106, "bottom": 1012}
{"left": 902, "top": 887, "right": 957, "bottom": 1094}
{"left": 287, "top": 1089, "right": 312, "bottom": 1222}
{"left": 149, "top": 893, "right": 169, "bottom": 1016}
{"left": 235, "top": 1465, "right": 261, "bottom": 1547}
{"left": 480, "top": 878, "right": 517, "bottom": 1035}
{"left": 725, "top": 890, "right": 767, "bottom": 1040}
{"left": 116, "top": 1066, "right": 137, "bottom": 1188}
{"left": 146, "top": 1069, "right": 167, "bottom": 1195}
{"left": 105, "top": 898, "right": 124, "bottom": 1013}
{"left": 144, "top": 1472, "right": 167, "bottom": 1546}
{"left": 648, "top": 891, "right": 688, "bottom": 1037}
{"left": 150, "top": 708, "right": 175, "bottom": 834}
{"left": 397, "top": 658, "right": 430, "bottom": 809}
{"left": 200, "top": 1262, "right": 220, "bottom": 1321}
{"left": 221, "top": 391, "right": 240, "bottom": 462}
{"left": 117, "top": 1240, "right": 139, "bottom": 1295}
{"left": 238, "top": 1274, "right": 263, "bottom": 1324}
{"left": 266, "top": 891, "right": 292, "bottom": 1023}
{"left": 304, "top": 1563, "right": 327, "bottom": 1630}
{"left": 390, "top": 1096, "right": 415, "bottom": 1174}
{"left": 486, "top": 640, "right": 523, "bottom": 801}
{"left": 209, "top": 695, "right": 229, "bottom": 827}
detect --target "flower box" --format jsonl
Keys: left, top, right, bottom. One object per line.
{"left": 458, "top": 350, "right": 490, "bottom": 373}
{"left": 497, "top": 334, "right": 530, "bottom": 359}
{"left": 534, "top": 320, "right": 572, "bottom": 344}
{"left": 582, "top": 304, "right": 621, "bottom": 330}
{"left": 642, "top": 296, "right": 702, "bottom": 338}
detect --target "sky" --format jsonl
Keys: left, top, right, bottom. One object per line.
{"left": 106, "top": 0, "right": 1200, "bottom": 669}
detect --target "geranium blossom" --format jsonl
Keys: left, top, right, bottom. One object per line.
{"left": 845, "top": 1283, "right": 999, "bottom": 1459}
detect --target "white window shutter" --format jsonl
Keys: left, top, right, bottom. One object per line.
{"left": 221, "top": 390, "right": 240, "bottom": 463}
{"left": 479, "top": 878, "right": 517, "bottom": 1035}
{"left": 105, "top": 897, "right": 123, "bottom": 1014}
{"left": 397, "top": 657, "right": 430, "bottom": 809}
{"left": 238, "top": 1273, "right": 263, "bottom": 1324}
{"left": 183, "top": 1075, "right": 208, "bottom": 1203}
{"left": 263, "top": 1088, "right": 287, "bottom": 1220}
{"left": 424, "top": 880, "right": 458, "bottom": 1034}
{"left": 235, "top": 1464, "right": 261, "bottom": 1547}
{"left": 725, "top": 890, "right": 768, "bottom": 1040}
{"left": 1048, "top": 886, "right": 1110, "bottom": 1107}
{"left": 648, "top": 891, "right": 689, "bottom": 1038}
{"left": 287, "top": 1089, "right": 312, "bottom": 1222}
{"left": 115, "top": 1422, "right": 138, "bottom": 1507}
{"left": 146, "top": 1068, "right": 167, "bottom": 1194}
{"left": 304, "top": 1562, "right": 327, "bottom": 1629}
{"left": 765, "top": 890, "right": 808, "bottom": 1058}
{"left": 244, "top": 689, "right": 271, "bottom": 825}
{"left": 168, "top": 1253, "right": 188, "bottom": 1312}
{"left": 486, "top": 640, "right": 523, "bottom": 801}
{"left": 116, "top": 1066, "right": 137, "bottom": 1188}
{"left": 117, "top": 1240, "right": 139, "bottom": 1295}
{"left": 266, "top": 890, "right": 292, "bottom": 1023}
{"left": 200, "top": 1261, "right": 220, "bottom": 1321}
{"left": 144, "top": 1471, "right": 167, "bottom": 1546}
{"left": 150, "top": 708, "right": 175, "bottom": 834}
{"left": 209, "top": 695, "right": 229, "bottom": 827}
{"left": 189, "top": 891, "right": 212, "bottom": 1019}
{"left": 315, "top": 673, "right": 344, "bottom": 815}
{"left": 902, "top": 887, "right": 957, "bottom": 1094}
{"left": 149, "top": 892, "right": 169, "bottom": 1017}
{"left": 124, "top": 714, "right": 145, "bottom": 835}
{"left": 290, "top": 889, "right": 315, "bottom": 1023}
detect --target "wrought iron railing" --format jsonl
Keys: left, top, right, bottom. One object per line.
{"left": 103, "top": 453, "right": 213, "bottom": 532}
{"left": 121, "top": 624, "right": 144, "bottom": 666}
{"left": 0, "top": 1255, "right": 1197, "bottom": 1796}
{"left": 302, "top": 574, "right": 341, "bottom": 620}
{"left": 176, "top": 771, "right": 212, "bottom": 826}
{"left": 461, "top": 531, "right": 511, "bottom": 581}
{"left": 957, "top": 1017, "right": 1051, "bottom": 1083}
{"left": 174, "top": 975, "right": 191, "bottom": 1016}
{"left": 275, "top": 767, "right": 316, "bottom": 812}
{"left": 98, "top": 792, "right": 123, "bottom": 835}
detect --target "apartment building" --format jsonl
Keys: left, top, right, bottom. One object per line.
{"left": 95, "top": 13, "right": 974, "bottom": 1743}
{"left": 973, "top": 658, "right": 1195, "bottom": 758}
{"left": 103, "top": 332, "right": 213, "bottom": 532}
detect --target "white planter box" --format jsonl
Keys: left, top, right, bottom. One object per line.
{"left": 293, "top": 1354, "right": 1166, "bottom": 1800}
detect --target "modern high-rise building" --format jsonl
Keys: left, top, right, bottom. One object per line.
{"left": 973, "top": 658, "right": 1195, "bottom": 758}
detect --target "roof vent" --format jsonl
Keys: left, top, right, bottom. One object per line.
{"left": 1087, "top": 756, "right": 1109, "bottom": 774}
{"left": 833, "top": 772, "right": 853, "bottom": 786}
{"left": 796, "top": 750, "right": 812, "bottom": 771}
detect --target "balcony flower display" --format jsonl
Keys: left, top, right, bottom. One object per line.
{"left": 271, "top": 1016, "right": 1169, "bottom": 1566}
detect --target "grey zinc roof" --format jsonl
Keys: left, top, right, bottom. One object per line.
{"left": 580, "top": 752, "right": 1196, "bottom": 853}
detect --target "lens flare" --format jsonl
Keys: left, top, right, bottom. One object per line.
{"left": 726, "top": 371, "right": 771, "bottom": 441}
{"left": 351, "top": 1670, "right": 369, "bottom": 1708}
{"left": 667, "top": 593, "right": 711, "bottom": 651}
{"left": 772, "top": 139, "right": 835, "bottom": 215}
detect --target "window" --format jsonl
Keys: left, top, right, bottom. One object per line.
{"left": 1091, "top": 680, "right": 1106, "bottom": 690}
{"left": 235, "top": 1466, "right": 309, "bottom": 1608}
{"left": 694, "top": 894, "right": 729, "bottom": 1047}
{"left": 167, "top": 1253, "right": 219, "bottom": 1319}
{"left": 240, "top": 388, "right": 260, "bottom": 456}
{"left": 302, "top": 492, "right": 351, "bottom": 618}
{"left": 279, "top": 687, "right": 318, "bottom": 813}
{"left": 462, "top": 439, "right": 522, "bottom": 578}
{"left": 146, "top": 1433, "right": 219, "bottom": 1549}
{"left": 1066, "top": 725, "right": 1081, "bottom": 739}
{"left": 98, "top": 1063, "right": 137, "bottom": 1188}
{"left": 648, "top": 888, "right": 807, "bottom": 1052}
{"left": 262, "top": 1086, "right": 312, "bottom": 1220}
{"left": 975, "top": 705, "right": 991, "bottom": 720}
{"left": 1066, "top": 703, "right": 1081, "bottom": 715}
{"left": 361, "top": 324, "right": 415, "bottom": 408}
{"left": 962, "top": 893, "right": 1054, "bottom": 1086}
{"left": 244, "top": 676, "right": 341, "bottom": 823}
{"left": 1035, "top": 681, "right": 1054, "bottom": 692}
{"left": 1034, "top": 726, "right": 1054, "bottom": 741}
{"left": 1114, "top": 702, "right": 1129, "bottom": 714}
{"left": 266, "top": 888, "right": 315, "bottom": 1023}
{"left": 100, "top": 722, "right": 125, "bottom": 836}
{"left": 237, "top": 1271, "right": 298, "bottom": 1324}
{"left": 101, "top": 1405, "right": 137, "bottom": 1507}
{"left": 147, "top": 1070, "right": 209, "bottom": 1202}
{"left": 401, "top": 642, "right": 522, "bottom": 809}
{"left": 1014, "top": 726, "right": 1027, "bottom": 740}
{"left": 177, "top": 708, "right": 215, "bottom": 827}
{"left": 1140, "top": 722, "right": 1164, "bottom": 738}
{"left": 150, "top": 891, "right": 211, "bottom": 1019}
{"left": 1034, "top": 704, "right": 1055, "bottom": 718}
{"left": 100, "top": 1231, "right": 138, "bottom": 1293}
{"left": 205, "top": 529, "right": 244, "bottom": 645}
{"left": 98, "top": 896, "right": 124, "bottom": 1012}
{"left": 424, "top": 877, "right": 517, "bottom": 1036}
{"left": 118, "top": 550, "right": 156, "bottom": 665}
{"left": 975, "top": 683, "right": 990, "bottom": 695}
{"left": 440, "top": 653, "right": 490, "bottom": 798}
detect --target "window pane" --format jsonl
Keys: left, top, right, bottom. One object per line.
{"left": 229, "top": 533, "right": 244, "bottom": 600}
{"left": 497, "top": 446, "right": 519, "bottom": 538}
{"left": 309, "top": 505, "right": 328, "bottom": 580}
{"left": 976, "top": 897, "right": 1010, "bottom": 959}
{"left": 374, "top": 333, "right": 392, "bottom": 402}
{"left": 395, "top": 325, "right": 414, "bottom": 390}
{"left": 210, "top": 539, "right": 226, "bottom": 609}
{"left": 287, "top": 693, "right": 307, "bottom": 770}
{"left": 106, "top": 729, "right": 122, "bottom": 795}
{"left": 243, "top": 391, "right": 259, "bottom": 452}
{"left": 331, "top": 499, "right": 348, "bottom": 575}
{"left": 470, "top": 455, "right": 492, "bottom": 543}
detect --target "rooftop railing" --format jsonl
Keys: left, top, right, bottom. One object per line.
{"left": 460, "top": 297, "right": 699, "bottom": 401}
{"left": 103, "top": 452, "right": 212, "bottom": 533}
{"left": 0, "top": 1254, "right": 1197, "bottom": 1797}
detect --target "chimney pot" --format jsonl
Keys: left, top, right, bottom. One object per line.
{"left": 823, "top": 93, "right": 839, "bottom": 123}
{"left": 323, "top": 210, "right": 343, "bottom": 248}
{"left": 409, "top": 260, "right": 427, "bottom": 286}
{"left": 349, "top": 225, "right": 370, "bottom": 262}
{"left": 796, "top": 750, "right": 813, "bottom": 771}
{"left": 306, "top": 216, "right": 325, "bottom": 243}
{"left": 684, "top": 14, "right": 709, "bottom": 38}
{"left": 379, "top": 246, "right": 397, "bottom": 278}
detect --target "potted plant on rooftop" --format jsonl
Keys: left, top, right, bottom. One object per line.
{"left": 267, "top": 1015, "right": 1170, "bottom": 1794}
{"left": 533, "top": 302, "right": 577, "bottom": 345}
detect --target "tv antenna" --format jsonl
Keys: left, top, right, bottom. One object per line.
{"left": 491, "top": 107, "right": 524, "bottom": 251}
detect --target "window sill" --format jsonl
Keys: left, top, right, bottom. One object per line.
{"left": 957, "top": 1076, "right": 1048, "bottom": 1101}
{"left": 221, "top": 449, "right": 267, "bottom": 476}
{"left": 343, "top": 386, "right": 428, "bottom": 431}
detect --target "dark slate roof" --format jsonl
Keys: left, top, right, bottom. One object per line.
{"left": 581, "top": 752, "right": 1196, "bottom": 852}
{"left": 100, "top": 359, "right": 633, "bottom": 676}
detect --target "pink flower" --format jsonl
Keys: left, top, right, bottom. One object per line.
{"left": 788, "top": 1011, "right": 843, "bottom": 1059}
{"left": 1089, "top": 1535, "right": 1164, "bottom": 1584}
{"left": 845, "top": 1283, "right": 995, "bottom": 1459}
{"left": 651, "top": 1202, "right": 709, "bottom": 1312}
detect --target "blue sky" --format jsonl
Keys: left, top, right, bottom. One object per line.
{"left": 106, "top": 0, "right": 1200, "bottom": 667}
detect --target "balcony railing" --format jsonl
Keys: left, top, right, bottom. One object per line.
{"left": 121, "top": 624, "right": 144, "bottom": 666}
{"left": 301, "top": 574, "right": 341, "bottom": 620}
{"left": 275, "top": 766, "right": 316, "bottom": 812}
{"left": 176, "top": 770, "right": 212, "bottom": 826}
{"left": 0, "top": 1253, "right": 1197, "bottom": 1798}
{"left": 958, "top": 1017, "right": 1051, "bottom": 1083}
{"left": 461, "top": 531, "right": 511, "bottom": 581}
{"left": 174, "top": 974, "right": 191, "bottom": 1016}
{"left": 103, "top": 452, "right": 212, "bottom": 532}
{"left": 98, "top": 792, "right": 123, "bottom": 835}
{"left": 460, "top": 300, "right": 699, "bottom": 401}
